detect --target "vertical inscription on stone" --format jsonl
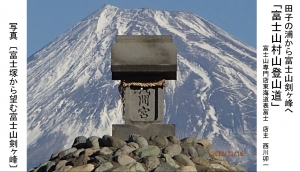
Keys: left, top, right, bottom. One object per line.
{"left": 135, "top": 89, "right": 150, "bottom": 118}
{"left": 128, "top": 88, "right": 155, "bottom": 122}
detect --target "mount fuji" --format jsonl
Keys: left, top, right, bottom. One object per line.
{"left": 27, "top": 4, "right": 256, "bottom": 171}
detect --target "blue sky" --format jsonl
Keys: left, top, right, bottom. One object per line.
{"left": 27, "top": 0, "right": 256, "bottom": 57}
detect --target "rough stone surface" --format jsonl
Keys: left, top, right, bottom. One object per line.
{"left": 50, "top": 151, "right": 61, "bottom": 160}
{"left": 102, "top": 135, "right": 126, "bottom": 148}
{"left": 150, "top": 135, "right": 157, "bottom": 141}
{"left": 196, "top": 139, "right": 212, "bottom": 150}
{"left": 128, "top": 142, "right": 139, "bottom": 149}
{"left": 86, "top": 136, "right": 100, "bottom": 148}
{"left": 182, "top": 145, "right": 198, "bottom": 158}
{"left": 134, "top": 145, "right": 161, "bottom": 159}
{"left": 73, "top": 153, "right": 90, "bottom": 166}
{"left": 84, "top": 148, "right": 99, "bottom": 156}
{"left": 93, "top": 156, "right": 107, "bottom": 164}
{"left": 30, "top": 134, "right": 247, "bottom": 172}
{"left": 72, "top": 136, "right": 88, "bottom": 149}
{"left": 116, "top": 154, "right": 136, "bottom": 165}
{"left": 207, "top": 168, "right": 217, "bottom": 172}
{"left": 163, "top": 154, "right": 180, "bottom": 168}
{"left": 136, "top": 136, "right": 149, "bottom": 148}
{"left": 191, "top": 156, "right": 212, "bottom": 168}
{"left": 45, "top": 161, "right": 56, "bottom": 172}
{"left": 164, "top": 144, "right": 182, "bottom": 157}
{"left": 143, "top": 155, "right": 160, "bottom": 171}
{"left": 154, "top": 162, "right": 175, "bottom": 172}
{"left": 53, "top": 165, "right": 72, "bottom": 172}
{"left": 173, "top": 154, "right": 196, "bottom": 167}
{"left": 167, "top": 136, "right": 181, "bottom": 145}
{"left": 33, "top": 161, "right": 49, "bottom": 172}
{"left": 58, "top": 147, "right": 77, "bottom": 159}
{"left": 195, "top": 164, "right": 211, "bottom": 172}
{"left": 114, "top": 145, "right": 136, "bottom": 156}
{"left": 195, "top": 145, "right": 210, "bottom": 160}
{"left": 72, "top": 148, "right": 85, "bottom": 158}
{"left": 69, "top": 164, "right": 94, "bottom": 172}
{"left": 181, "top": 137, "right": 196, "bottom": 145}
{"left": 94, "top": 162, "right": 113, "bottom": 172}
{"left": 152, "top": 135, "right": 169, "bottom": 148}
{"left": 177, "top": 165, "right": 197, "bottom": 172}
{"left": 112, "top": 124, "right": 175, "bottom": 141}
{"left": 129, "top": 134, "right": 141, "bottom": 142}
{"left": 55, "top": 160, "right": 68, "bottom": 170}
{"left": 111, "top": 165, "right": 130, "bottom": 172}
{"left": 235, "top": 164, "right": 248, "bottom": 172}
{"left": 211, "top": 163, "right": 229, "bottom": 171}
{"left": 209, "top": 149, "right": 226, "bottom": 161}
{"left": 212, "top": 159, "right": 238, "bottom": 171}
{"left": 99, "top": 147, "right": 113, "bottom": 155}
{"left": 129, "top": 162, "right": 146, "bottom": 172}
{"left": 101, "top": 154, "right": 113, "bottom": 162}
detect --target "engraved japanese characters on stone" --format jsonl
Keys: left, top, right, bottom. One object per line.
{"left": 128, "top": 88, "right": 156, "bottom": 122}
{"left": 135, "top": 89, "right": 151, "bottom": 118}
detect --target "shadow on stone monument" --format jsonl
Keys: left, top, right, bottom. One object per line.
{"left": 111, "top": 35, "right": 177, "bottom": 140}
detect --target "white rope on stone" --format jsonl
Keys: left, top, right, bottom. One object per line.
{"left": 120, "top": 79, "right": 166, "bottom": 88}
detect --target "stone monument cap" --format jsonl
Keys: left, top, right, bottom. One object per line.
{"left": 111, "top": 35, "right": 177, "bottom": 80}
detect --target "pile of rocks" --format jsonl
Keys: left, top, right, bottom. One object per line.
{"left": 29, "top": 134, "right": 247, "bottom": 172}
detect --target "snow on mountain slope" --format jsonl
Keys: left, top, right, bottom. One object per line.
{"left": 27, "top": 4, "right": 256, "bottom": 171}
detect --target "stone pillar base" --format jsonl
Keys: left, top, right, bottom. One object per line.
{"left": 112, "top": 124, "right": 176, "bottom": 141}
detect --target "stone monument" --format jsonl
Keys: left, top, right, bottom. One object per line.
{"left": 111, "top": 35, "right": 177, "bottom": 140}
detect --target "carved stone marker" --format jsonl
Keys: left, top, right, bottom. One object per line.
{"left": 111, "top": 35, "right": 177, "bottom": 140}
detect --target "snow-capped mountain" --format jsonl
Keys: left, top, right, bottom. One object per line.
{"left": 27, "top": 4, "right": 256, "bottom": 171}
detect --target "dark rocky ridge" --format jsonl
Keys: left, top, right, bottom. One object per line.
{"left": 29, "top": 134, "right": 247, "bottom": 172}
